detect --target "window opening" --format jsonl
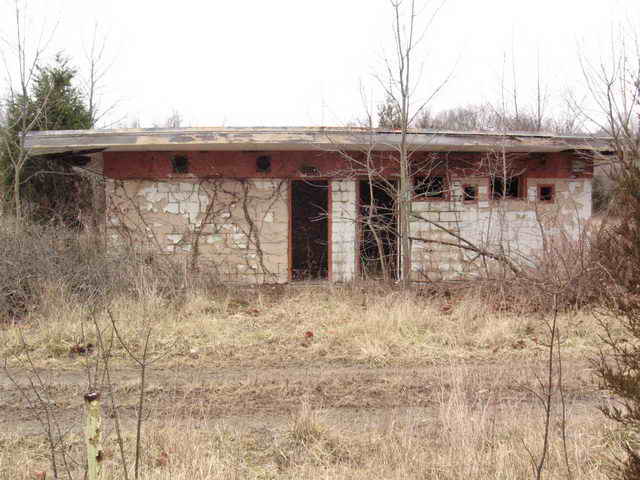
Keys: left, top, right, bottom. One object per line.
{"left": 491, "top": 175, "right": 520, "bottom": 199}
{"left": 538, "top": 185, "right": 554, "bottom": 202}
{"left": 463, "top": 184, "right": 478, "bottom": 202}
{"left": 172, "top": 155, "right": 189, "bottom": 174}
{"left": 415, "top": 176, "right": 445, "bottom": 199}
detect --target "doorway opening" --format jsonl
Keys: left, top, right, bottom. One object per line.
{"left": 290, "top": 180, "right": 329, "bottom": 280}
{"left": 359, "top": 180, "right": 398, "bottom": 280}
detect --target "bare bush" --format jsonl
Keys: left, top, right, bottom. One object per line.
{"left": 581, "top": 24, "right": 640, "bottom": 479}
{"left": 591, "top": 163, "right": 640, "bottom": 479}
{"left": 0, "top": 218, "right": 203, "bottom": 321}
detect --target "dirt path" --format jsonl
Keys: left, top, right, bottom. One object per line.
{"left": 1, "top": 359, "right": 606, "bottom": 437}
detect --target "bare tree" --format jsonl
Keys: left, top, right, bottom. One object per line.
{"left": 83, "top": 23, "right": 119, "bottom": 127}
{"left": 374, "top": 0, "right": 450, "bottom": 285}
{"left": 369, "top": 35, "right": 585, "bottom": 285}
{"left": 0, "top": 2, "right": 54, "bottom": 221}
{"left": 330, "top": 1, "right": 552, "bottom": 284}
{"left": 413, "top": 46, "right": 584, "bottom": 136}
{"left": 334, "top": 34, "right": 592, "bottom": 286}
{"left": 415, "top": 104, "right": 494, "bottom": 131}
{"left": 0, "top": 102, "right": 6, "bottom": 215}
{"left": 581, "top": 27, "right": 640, "bottom": 480}
{"left": 415, "top": 100, "right": 584, "bottom": 135}
{"left": 377, "top": 94, "right": 403, "bottom": 129}
{"left": 165, "top": 109, "right": 183, "bottom": 128}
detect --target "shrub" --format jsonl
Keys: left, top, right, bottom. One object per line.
{"left": 0, "top": 218, "right": 201, "bottom": 321}
{"left": 592, "top": 159, "right": 640, "bottom": 479}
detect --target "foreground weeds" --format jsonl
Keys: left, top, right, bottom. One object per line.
{"left": 0, "top": 222, "right": 621, "bottom": 479}
{"left": 0, "top": 363, "right": 617, "bottom": 479}
{"left": 0, "top": 282, "right": 618, "bottom": 479}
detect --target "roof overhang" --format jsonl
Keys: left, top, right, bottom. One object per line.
{"left": 24, "top": 126, "right": 613, "bottom": 156}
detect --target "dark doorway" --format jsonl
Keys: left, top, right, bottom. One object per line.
{"left": 359, "top": 180, "right": 398, "bottom": 279}
{"left": 291, "top": 180, "right": 329, "bottom": 280}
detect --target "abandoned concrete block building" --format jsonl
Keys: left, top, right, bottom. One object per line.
{"left": 25, "top": 127, "right": 609, "bottom": 283}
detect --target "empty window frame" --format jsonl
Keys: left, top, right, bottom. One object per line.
{"left": 462, "top": 184, "right": 478, "bottom": 202}
{"left": 414, "top": 176, "right": 446, "bottom": 199}
{"left": 171, "top": 155, "right": 189, "bottom": 174}
{"left": 491, "top": 175, "right": 522, "bottom": 200}
{"left": 538, "top": 184, "right": 555, "bottom": 202}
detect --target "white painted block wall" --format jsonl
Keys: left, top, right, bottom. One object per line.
{"left": 410, "top": 178, "right": 593, "bottom": 279}
{"left": 330, "top": 180, "right": 357, "bottom": 282}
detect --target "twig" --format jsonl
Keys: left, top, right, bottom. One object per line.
{"left": 535, "top": 293, "right": 559, "bottom": 480}
{"left": 92, "top": 312, "right": 130, "bottom": 480}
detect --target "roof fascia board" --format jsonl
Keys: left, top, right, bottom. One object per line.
{"left": 24, "top": 127, "right": 612, "bottom": 155}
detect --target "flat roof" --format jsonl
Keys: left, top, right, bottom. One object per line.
{"left": 24, "top": 126, "right": 612, "bottom": 155}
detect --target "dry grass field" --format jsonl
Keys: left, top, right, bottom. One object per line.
{"left": 0, "top": 281, "right": 622, "bottom": 479}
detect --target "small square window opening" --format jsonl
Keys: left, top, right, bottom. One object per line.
{"left": 491, "top": 175, "right": 521, "bottom": 199}
{"left": 538, "top": 185, "right": 555, "bottom": 202}
{"left": 463, "top": 184, "right": 478, "bottom": 202}
{"left": 415, "top": 176, "right": 446, "bottom": 199}
{"left": 171, "top": 155, "right": 189, "bottom": 174}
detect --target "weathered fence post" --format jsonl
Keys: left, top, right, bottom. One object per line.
{"left": 84, "top": 392, "right": 103, "bottom": 480}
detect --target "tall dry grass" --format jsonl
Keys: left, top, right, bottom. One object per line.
{"left": 0, "top": 363, "right": 619, "bottom": 479}
{"left": 0, "top": 281, "right": 607, "bottom": 368}
{"left": 0, "top": 219, "right": 622, "bottom": 479}
{"left": 0, "top": 218, "right": 610, "bottom": 367}
{"left": 0, "top": 218, "right": 196, "bottom": 321}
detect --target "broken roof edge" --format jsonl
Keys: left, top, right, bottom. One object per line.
{"left": 24, "top": 126, "right": 613, "bottom": 155}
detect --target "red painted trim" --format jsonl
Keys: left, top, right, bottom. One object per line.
{"left": 354, "top": 179, "right": 360, "bottom": 277}
{"left": 327, "top": 181, "right": 333, "bottom": 282}
{"left": 103, "top": 150, "right": 593, "bottom": 181}
{"left": 358, "top": 180, "right": 367, "bottom": 278}
{"left": 287, "top": 179, "right": 292, "bottom": 282}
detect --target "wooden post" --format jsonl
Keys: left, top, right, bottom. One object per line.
{"left": 84, "top": 392, "right": 103, "bottom": 480}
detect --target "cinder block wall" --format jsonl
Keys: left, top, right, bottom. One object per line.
{"left": 409, "top": 178, "right": 592, "bottom": 280}
{"left": 331, "top": 180, "right": 357, "bottom": 282}
{"left": 104, "top": 176, "right": 591, "bottom": 284}
{"left": 101, "top": 149, "right": 593, "bottom": 284}
{"left": 106, "top": 178, "right": 289, "bottom": 283}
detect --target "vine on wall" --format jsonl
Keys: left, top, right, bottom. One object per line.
{"left": 105, "top": 178, "right": 288, "bottom": 283}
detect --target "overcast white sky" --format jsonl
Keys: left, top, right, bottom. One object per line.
{"left": 1, "top": 0, "right": 639, "bottom": 129}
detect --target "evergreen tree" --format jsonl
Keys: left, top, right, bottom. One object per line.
{"left": 30, "top": 54, "right": 92, "bottom": 131}
{"left": 1, "top": 53, "right": 93, "bottom": 225}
